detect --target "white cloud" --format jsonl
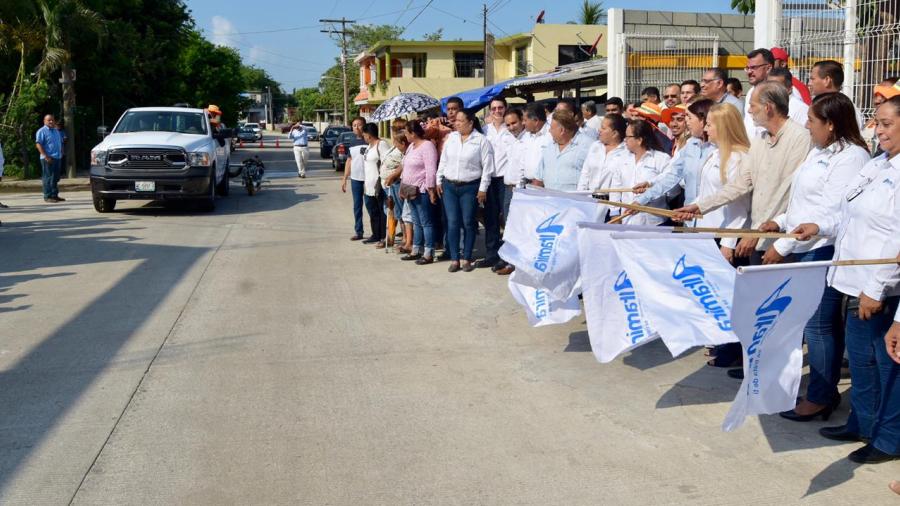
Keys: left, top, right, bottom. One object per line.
{"left": 210, "top": 15, "right": 238, "bottom": 47}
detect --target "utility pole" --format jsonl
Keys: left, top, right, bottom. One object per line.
{"left": 482, "top": 4, "right": 494, "bottom": 87}
{"left": 320, "top": 18, "right": 356, "bottom": 126}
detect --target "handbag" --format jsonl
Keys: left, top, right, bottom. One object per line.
{"left": 373, "top": 143, "right": 386, "bottom": 199}
{"left": 399, "top": 183, "right": 419, "bottom": 200}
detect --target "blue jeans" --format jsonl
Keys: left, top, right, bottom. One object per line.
{"left": 388, "top": 182, "right": 403, "bottom": 221}
{"left": 442, "top": 180, "right": 479, "bottom": 261}
{"left": 409, "top": 194, "right": 434, "bottom": 256}
{"left": 793, "top": 246, "right": 842, "bottom": 405}
{"left": 350, "top": 179, "right": 365, "bottom": 237}
{"left": 41, "top": 157, "right": 61, "bottom": 198}
{"left": 483, "top": 177, "right": 505, "bottom": 264}
{"left": 845, "top": 295, "right": 900, "bottom": 454}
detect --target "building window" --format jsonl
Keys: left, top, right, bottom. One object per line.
{"left": 515, "top": 46, "right": 528, "bottom": 76}
{"left": 454, "top": 52, "right": 485, "bottom": 78}
{"left": 558, "top": 45, "right": 593, "bottom": 66}
{"left": 390, "top": 58, "right": 403, "bottom": 78}
{"left": 412, "top": 54, "right": 427, "bottom": 78}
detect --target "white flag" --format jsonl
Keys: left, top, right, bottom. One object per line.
{"left": 722, "top": 262, "right": 828, "bottom": 431}
{"left": 610, "top": 233, "right": 739, "bottom": 357}
{"left": 508, "top": 270, "right": 582, "bottom": 327}
{"left": 577, "top": 223, "right": 663, "bottom": 363}
{"left": 499, "top": 188, "right": 606, "bottom": 301}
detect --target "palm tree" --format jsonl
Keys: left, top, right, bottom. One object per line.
{"left": 731, "top": 0, "right": 755, "bottom": 15}
{"left": 0, "top": 20, "right": 43, "bottom": 121}
{"left": 35, "top": 0, "right": 106, "bottom": 178}
{"left": 572, "top": 0, "right": 605, "bottom": 25}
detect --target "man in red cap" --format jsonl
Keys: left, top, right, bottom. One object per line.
{"left": 771, "top": 47, "right": 812, "bottom": 105}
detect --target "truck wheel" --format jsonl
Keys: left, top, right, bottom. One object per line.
{"left": 93, "top": 195, "right": 116, "bottom": 213}
{"left": 215, "top": 165, "right": 230, "bottom": 196}
{"left": 200, "top": 172, "right": 216, "bottom": 212}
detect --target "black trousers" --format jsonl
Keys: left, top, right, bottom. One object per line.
{"left": 364, "top": 191, "right": 386, "bottom": 241}
{"left": 483, "top": 177, "right": 505, "bottom": 264}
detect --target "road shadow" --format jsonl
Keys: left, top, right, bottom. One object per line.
{"left": 109, "top": 185, "right": 321, "bottom": 217}
{"left": 0, "top": 214, "right": 209, "bottom": 492}
{"left": 564, "top": 330, "right": 592, "bottom": 352}
{"left": 623, "top": 339, "right": 700, "bottom": 371}
{"left": 803, "top": 458, "right": 862, "bottom": 498}
{"left": 655, "top": 360, "right": 739, "bottom": 409}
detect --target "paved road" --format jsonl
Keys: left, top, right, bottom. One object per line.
{"left": 0, "top": 144, "right": 896, "bottom": 504}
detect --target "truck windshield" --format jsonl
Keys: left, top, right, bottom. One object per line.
{"left": 114, "top": 111, "right": 208, "bottom": 135}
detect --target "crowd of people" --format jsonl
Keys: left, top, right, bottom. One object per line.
{"left": 343, "top": 46, "right": 900, "bottom": 471}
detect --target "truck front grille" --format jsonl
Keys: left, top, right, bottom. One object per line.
{"left": 108, "top": 148, "right": 187, "bottom": 169}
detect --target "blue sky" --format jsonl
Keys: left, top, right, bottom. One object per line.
{"left": 186, "top": 0, "right": 738, "bottom": 91}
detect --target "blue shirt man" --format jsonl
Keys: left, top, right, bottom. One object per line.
{"left": 534, "top": 121, "right": 591, "bottom": 192}
{"left": 35, "top": 114, "right": 66, "bottom": 201}
{"left": 289, "top": 125, "right": 308, "bottom": 147}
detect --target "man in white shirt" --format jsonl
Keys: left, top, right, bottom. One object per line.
{"left": 478, "top": 98, "right": 511, "bottom": 270}
{"left": 582, "top": 100, "right": 602, "bottom": 131}
{"left": 491, "top": 108, "right": 528, "bottom": 274}
{"left": 768, "top": 68, "right": 809, "bottom": 129}
{"left": 520, "top": 103, "right": 553, "bottom": 182}
{"left": 808, "top": 60, "right": 864, "bottom": 128}
{"left": 340, "top": 117, "right": 368, "bottom": 240}
{"left": 742, "top": 48, "right": 775, "bottom": 139}
{"left": 288, "top": 122, "right": 309, "bottom": 178}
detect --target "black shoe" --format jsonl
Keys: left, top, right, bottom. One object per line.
{"left": 848, "top": 444, "right": 899, "bottom": 464}
{"left": 491, "top": 261, "right": 508, "bottom": 272}
{"left": 726, "top": 368, "right": 744, "bottom": 380}
{"left": 350, "top": 235, "right": 363, "bottom": 241}
{"left": 462, "top": 262, "right": 476, "bottom": 272}
{"left": 474, "top": 259, "right": 496, "bottom": 269}
{"left": 362, "top": 237, "right": 378, "bottom": 244}
{"left": 819, "top": 425, "right": 868, "bottom": 443}
{"left": 780, "top": 394, "right": 841, "bottom": 422}
{"left": 54, "top": 196, "right": 66, "bottom": 202}
{"left": 415, "top": 256, "right": 434, "bottom": 265}
{"left": 437, "top": 252, "right": 451, "bottom": 261}
{"left": 0, "top": 202, "right": 8, "bottom": 209}
{"left": 448, "top": 262, "right": 460, "bottom": 273}
{"left": 401, "top": 253, "right": 422, "bottom": 261}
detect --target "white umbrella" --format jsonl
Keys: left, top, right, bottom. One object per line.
{"left": 369, "top": 93, "right": 440, "bottom": 122}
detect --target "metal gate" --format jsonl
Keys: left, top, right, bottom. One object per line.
{"left": 776, "top": 0, "right": 900, "bottom": 119}
{"left": 621, "top": 34, "right": 719, "bottom": 104}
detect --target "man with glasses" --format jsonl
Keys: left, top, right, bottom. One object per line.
{"left": 662, "top": 84, "right": 681, "bottom": 109}
{"left": 484, "top": 97, "right": 507, "bottom": 142}
{"left": 478, "top": 97, "right": 509, "bottom": 270}
{"left": 701, "top": 68, "right": 744, "bottom": 113}
{"left": 742, "top": 48, "right": 775, "bottom": 139}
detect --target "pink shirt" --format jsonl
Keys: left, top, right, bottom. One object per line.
{"left": 401, "top": 140, "right": 438, "bottom": 192}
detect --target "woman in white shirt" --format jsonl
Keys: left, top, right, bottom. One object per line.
{"left": 362, "top": 123, "right": 392, "bottom": 249}
{"left": 694, "top": 103, "right": 751, "bottom": 263}
{"left": 617, "top": 119, "right": 671, "bottom": 225}
{"left": 576, "top": 113, "right": 629, "bottom": 192}
{"left": 793, "top": 95, "right": 900, "bottom": 464}
{"left": 761, "top": 93, "right": 871, "bottom": 422}
{"left": 437, "top": 109, "right": 495, "bottom": 273}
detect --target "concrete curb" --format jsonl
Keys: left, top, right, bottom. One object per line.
{"left": 0, "top": 178, "right": 91, "bottom": 194}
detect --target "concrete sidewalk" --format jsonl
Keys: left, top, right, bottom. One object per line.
{"left": 0, "top": 177, "right": 91, "bottom": 194}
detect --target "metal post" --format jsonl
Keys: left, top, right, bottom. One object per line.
{"left": 842, "top": 0, "right": 858, "bottom": 98}
{"left": 321, "top": 18, "right": 356, "bottom": 127}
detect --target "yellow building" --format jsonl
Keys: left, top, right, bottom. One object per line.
{"left": 354, "top": 23, "right": 607, "bottom": 114}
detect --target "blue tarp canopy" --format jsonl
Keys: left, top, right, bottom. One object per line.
{"left": 440, "top": 78, "right": 516, "bottom": 113}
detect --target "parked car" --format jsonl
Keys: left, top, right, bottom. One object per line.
{"left": 89, "top": 106, "right": 232, "bottom": 212}
{"left": 304, "top": 125, "right": 319, "bottom": 141}
{"left": 332, "top": 131, "right": 365, "bottom": 170}
{"left": 244, "top": 122, "right": 262, "bottom": 140}
{"left": 320, "top": 125, "right": 351, "bottom": 159}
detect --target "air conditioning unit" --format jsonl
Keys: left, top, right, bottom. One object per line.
{"left": 474, "top": 68, "right": 485, "bottom": 78}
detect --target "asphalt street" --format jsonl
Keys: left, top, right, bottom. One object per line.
{"left": 0, "top": 139, "right": 897, "bottom": 504}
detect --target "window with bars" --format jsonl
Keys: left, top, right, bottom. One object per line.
{"left": 454, "top": 52, "right": 485, "bottom": 78}
{"left": 412, "top": 54, "right": 427, "bottom": 78}
{"left": 515, "top": 46, "right": 528, "bottom": 76}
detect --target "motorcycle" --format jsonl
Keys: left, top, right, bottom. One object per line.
{"left": 240, "top": 156, "right": 265, "bottom": 195}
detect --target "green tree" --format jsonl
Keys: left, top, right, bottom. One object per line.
{"left": 293, "top": 87, "right": 322, "bottom": 121}
{"left": 343, "top": 24, "right": 404, "bottom": 54}
{"left": 731, "top": 0, "right": 755, "bottom": 15}
{"left": 423, "top": 28, "right": 443, "bottom": 41}
{"left": 571, "top": 0, "right": 605, "bottom": 24}
{"left": 35, "top": 0, "right": 107, "bottom": 178}
{"left": 175, "top": 32, "right": 246, "bottom": 125}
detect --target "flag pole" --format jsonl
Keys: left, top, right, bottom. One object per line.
{"left": 738, "top": 258, "right": 900, "bottom": 273}
{"left": 592, "top": 198, "right": 703, "bottom": 219}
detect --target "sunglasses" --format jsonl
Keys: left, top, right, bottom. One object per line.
{"left": 663, "top": 94, "right": 679, "bottom": 99}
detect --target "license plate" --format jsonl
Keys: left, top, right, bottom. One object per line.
{"left": 135, "top": 181, "right": 155, "bottom": 192}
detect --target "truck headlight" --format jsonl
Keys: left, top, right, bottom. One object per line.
{"left": 90, "top": 149, "right": 108, "bottom": 166}
{"left": 189, "top": 152, "right": 211, "bottom": 166}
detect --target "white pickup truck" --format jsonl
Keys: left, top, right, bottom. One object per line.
{"left": 89, "top": 106, "right": 232, "bottom": 212}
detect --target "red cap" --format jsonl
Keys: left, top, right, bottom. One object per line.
{"left": 771, "top": 47, "right": 789, "bottom": 61}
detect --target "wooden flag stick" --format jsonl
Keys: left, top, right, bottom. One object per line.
{"left": 673, "top": 227, "right": 822, "bottom": 240}
{"left": 594, "top": 199, "right": 704, "bottom": 219}
{"left": 592, "top": 187, "right": 635, "bottom": 193}
{"left": 832, "top": 258, "right": 900, "bottom": 267}
{"left": 607, "top": 214, "right": 626, "bottom": 224}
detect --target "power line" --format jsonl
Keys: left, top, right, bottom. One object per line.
{"left": 210, "top": 5, "right": 428, "bottom": 36}
{"left": 394, "top": 0, "right": 416, "bottom": 25}
{"left": 397, "top": 0, "right": 434, "bottom": 37}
